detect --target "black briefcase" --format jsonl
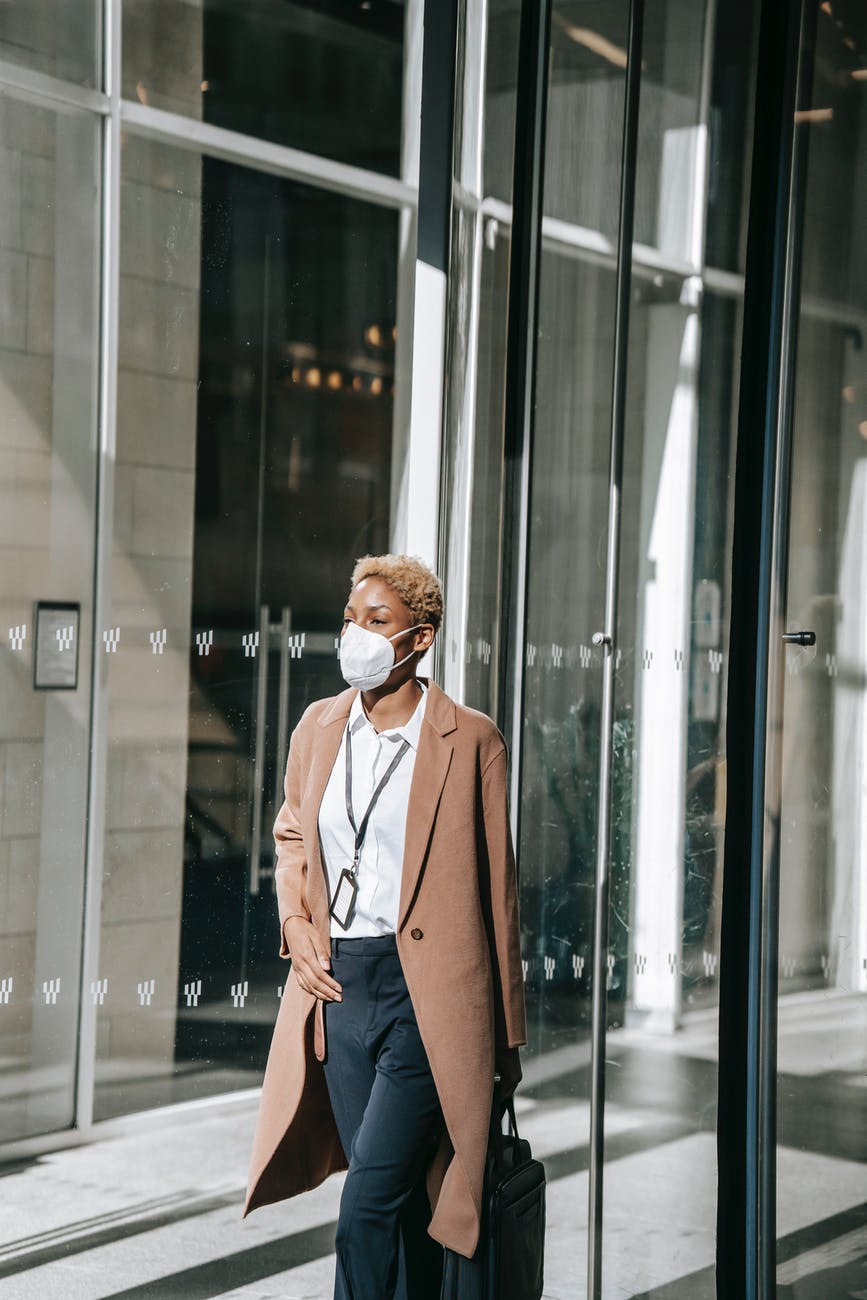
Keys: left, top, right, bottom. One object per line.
{"left": 440, "top": 1091, "right": 546, "bottom": 1300}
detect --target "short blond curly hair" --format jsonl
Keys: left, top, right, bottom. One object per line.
{"left": 349, "top": 553, "right": 444, "bottom": 632}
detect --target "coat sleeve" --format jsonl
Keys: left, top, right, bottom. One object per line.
{"left": 480, "top": 745, "right": 528, "bottom": 1053}
{"left": 273, "top": 719, "right": 312, "bottom": 958}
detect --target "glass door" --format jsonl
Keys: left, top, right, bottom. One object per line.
{"left": 767, "top": 4, "right": 867, "bottom": 1293}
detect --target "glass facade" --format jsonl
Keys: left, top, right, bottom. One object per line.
{"left": 0, "top": 0, "right": 865, "bottom": 1297}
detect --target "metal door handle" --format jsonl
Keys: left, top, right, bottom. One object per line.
{"left": 781, "top": 630, "right": 815, "bottom": 646}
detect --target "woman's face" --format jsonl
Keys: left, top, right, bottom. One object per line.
{"left": 342, "top": 577, "right": 434, "bottom": 661}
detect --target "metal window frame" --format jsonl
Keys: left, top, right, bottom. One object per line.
{"left": 119, "top": 99, "right": 416, "bottom": 209}
{"left": 0, "top": 60, "right": 417, "bottom": 217}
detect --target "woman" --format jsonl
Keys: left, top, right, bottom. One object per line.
{"left": 242, "top": 553, "right": 526, "bottom": 1300}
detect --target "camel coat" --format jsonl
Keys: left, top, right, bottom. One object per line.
{"left": 241, "top": 678, "right": 527, "bottom": 1258}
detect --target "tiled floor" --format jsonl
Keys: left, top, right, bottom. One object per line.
{"left": 1, "top": 997, "right": 864, "bottom": 1298}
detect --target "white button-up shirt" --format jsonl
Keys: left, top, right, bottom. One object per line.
{"left": 318, "top": 683, "right": 427, "bottom": 937}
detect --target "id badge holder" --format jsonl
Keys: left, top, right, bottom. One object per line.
{"left": 329, "top": 867, "right": 358, "bottom": 930}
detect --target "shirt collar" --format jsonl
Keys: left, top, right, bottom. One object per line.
{"left": 348, "top": 681, "right": 428, "bottom": 750}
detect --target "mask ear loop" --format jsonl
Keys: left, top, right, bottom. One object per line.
{"left": 386, "top": 622, "right": 424, "bottom": 644}
{"left": 388, "top": 624, "right": 427, "bottom": 673}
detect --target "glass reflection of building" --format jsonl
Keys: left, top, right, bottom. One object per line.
{"left": 0, "top": 1, "right": 864, "bottom": 1296}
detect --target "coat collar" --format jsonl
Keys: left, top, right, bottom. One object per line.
{"left": 316, "top": 677, "right": 457, "bottom": 738}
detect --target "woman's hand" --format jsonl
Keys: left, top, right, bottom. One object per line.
{"left": 285, "top": 917, "right": 343, "bottom": 1001}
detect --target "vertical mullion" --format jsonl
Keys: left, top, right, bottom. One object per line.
{"left": 586, "top": 2, "right": 645, "bottom": 1296}
{"left": 438, "top": 0, "right": 489, "bottom": 705}
{"left": 389, "top": 0, "right": 422, "bottom": 556}
{"left": 715, "top": 0, "right": 804, "bottom": 1295}
{"left": 76, "top": 0, "right": 121, "bottom": 1134}
{"left": 498, "top": 0, "right": 552, "bottom": 827}
{"left": 403, "top": 0, "right": 458, "bottom": 583}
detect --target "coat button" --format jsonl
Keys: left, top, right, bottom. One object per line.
{"left": 410, "top": 928, "right": 424, "bottom": 940}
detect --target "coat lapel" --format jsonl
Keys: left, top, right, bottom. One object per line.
{"left": 300, "top": 680, "right": 458, "bottom": 932}
{"left": 398, "top": 681, "right": 457, "bottom": 930}
{"left": 300, "top": 687, "right": 355, "bottom": 927}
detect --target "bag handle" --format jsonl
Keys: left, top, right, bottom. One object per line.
{"left": 490, "top": 1075, "right": 520, "bottom": 1175}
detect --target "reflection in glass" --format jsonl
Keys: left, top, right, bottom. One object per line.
{"left": 95, "top": 134, "right": 398, "bottom": 1120}
{"left": 122, "top": 0, "right": 405, "bottom": 175}
{"left": 0, "top": 101, "right": 99, "bottom": 1140}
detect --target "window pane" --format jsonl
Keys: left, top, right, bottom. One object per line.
{"left": 0, "top": 99, "right": 99, "bottom": 1140}
{"left": 95, "top": 133, "right": 398, "bottom": 1120}
{"left": 0, "top": 1, "right": 97, "bottom": 87}
{"left": 122, "top": 0, "right": 405, "bottom": 176}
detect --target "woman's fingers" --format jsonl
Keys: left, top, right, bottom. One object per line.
{"left": 298, "top": 961, "right": 342, "bottom": 1000}
{"left": 294, "top": 947, "right": 342, "bottom": 1000}
{"left": 285, "top": 918, "right": 342, "bottom": 1000}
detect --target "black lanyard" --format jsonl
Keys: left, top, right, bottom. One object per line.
{"left": 345, "top": 724, "right": 410, "bottom": 875}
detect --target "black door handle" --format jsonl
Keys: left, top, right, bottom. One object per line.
{"left": 781, "top": 630, "right": 816, "bottom": 646}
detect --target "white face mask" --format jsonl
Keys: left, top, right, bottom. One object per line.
{"left": 338, "top": 620, "right": 424, "bottom": 691}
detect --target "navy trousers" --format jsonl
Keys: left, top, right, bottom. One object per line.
{"left": 322, "top": 933, "right": 445, "bottom": 1300}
